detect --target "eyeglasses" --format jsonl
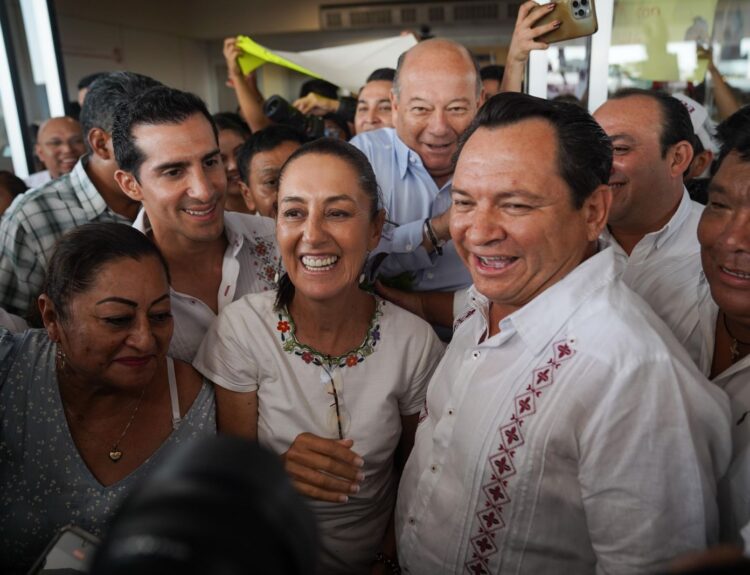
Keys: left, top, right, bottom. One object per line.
{"left": 321, "top": 367, "right": 350, "bottom": 440}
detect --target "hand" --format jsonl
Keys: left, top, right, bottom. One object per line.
{"left": 430, "top": 208, "right": 452, "bottom": 242}
{"left": 507, "top": 1, "right": 559, "bottom": 67}
{"left": 697, "top": 44, "right": 718, "bottom": 73}
{"left": 283, "top": 432, "right": 365, "bottom": 503}
{"left": 223, "top": 37, "right": 244, "bottom": 81}
{"left": 375, "top": 280, "right": 426, "bottom": 320}
{"left": 293, "top": 92, "right": 339, "bottom": 116}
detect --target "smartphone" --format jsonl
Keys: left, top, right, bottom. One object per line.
{"left": 533, "top": 0, "right": 598, "bottom": 44}
{"left": 27, "top": 525, "right": 100, "bottom": 574}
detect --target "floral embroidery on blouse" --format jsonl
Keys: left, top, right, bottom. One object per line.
{"left": 249, "top": 234, "right": 279, "bottom": 290}
{"left": 276, "top": 299, "right": 384, "bottom": 369}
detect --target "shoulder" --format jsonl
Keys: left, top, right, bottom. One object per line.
{"left": 224, "top": 211, "right": 276, "bottom": 238}
{"left": 221, "top": 291, "right": 276, "bottom": 326}
{"left": 569, "top": 280, "right": 698, "bottom": 368}
{"left": 350, "top": 127, "right": 397, "bottom": 157}
{"left": 4, "top": 174, "right": 77, "bottom": 222}
{"left": 0, "top": 329, "right": 52, "bottom": 381}
{"left": 377, "top": 298, "right": 442, "bottom": 348}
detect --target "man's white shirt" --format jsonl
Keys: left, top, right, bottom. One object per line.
{"left": 396, "top": 247, "right": 730, "bottom": 575}
{"left": 133, "top": 210, "right": 279, "bottom": 362}
{"left": 679, "top": 275, "right": 750, "bottom": 550}
{"left": 599, "top": 189, "right": 704, "bottom": 345}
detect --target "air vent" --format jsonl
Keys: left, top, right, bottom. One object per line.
{"left": 428, "top": 6, "right": 445, "bottom": 22}
{"left": 351, "top": 8, "right": 393, "bottom": 26}
{"left": 325, "top": 12, "right": 343, "bottom": 28}
{"left": 401, "top": 7, "right": 417, "bottom": 24}
{"left": 507, "top": 2, "right": 524, "bottom": 18}
{"left": 320, "top": 2, "right": 511, "bottom": 30}
{"left": 454, "top": 3, "right": 498, "bottom": 21}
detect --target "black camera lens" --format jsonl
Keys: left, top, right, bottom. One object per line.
{"left": 581, "top": 0, "right": 588, "bottom": 5}
{"left": 573, "top": 0, "right": 579, "bottom": 6}
{"left": 577, "top": 9, "right": 584, "bottom": 16}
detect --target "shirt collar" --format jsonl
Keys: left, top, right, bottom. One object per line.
{"left": 601, "top": 188, "right": 693, "bottom": 253}
{"left": 393, "top": 130, "right": 415, "bottom": 179}
{"left": 70, "top": 156, "right": 111, "bottom": 217}
{"left": 392, "top": 130, "right": 454, "bottom": 193}
{"left": 470, "top": 247, "right": 618, "bottom": 356}
{"left": 650, "top": 188, "right": 693, "bottom": 250}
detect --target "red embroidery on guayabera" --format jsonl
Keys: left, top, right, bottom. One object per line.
{"left": 463, "top": 338, "right": 576, "bottom": 574}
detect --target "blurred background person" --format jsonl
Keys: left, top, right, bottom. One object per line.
{"left": 0, "top": 171, "right": 28, "bottom": 216}
{"left": 354, "top": 68, "right": 395, "bottom": 135}
{"left": 77, "top": 72, "right": 108, "bottom": 106}
{"left": 0, "top": 222, "right": 216, "bottom": 575}
{"left": 195, "top": 139, "right": 443, "bottom": 574}
{"left": 480, "top": 64, "right": 505, "bottom": 97}
{"left": 213, "top": 111, "right": 253, "bottom": 214}
{"left": 236, "top": 125, "right": 305, "bottom": 218}
{"left": 25, "top": 116, "right": 86, "bottom": 188}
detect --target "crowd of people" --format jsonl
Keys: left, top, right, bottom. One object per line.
{"left": 0, "top": 1, "right": 749, "bottom": 574}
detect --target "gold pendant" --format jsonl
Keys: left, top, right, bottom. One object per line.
{"left": 109, "top": 449, "right": 123, "bottom": 462}
{"left": 731, "top": 339, "right": 740, "bottom": 363}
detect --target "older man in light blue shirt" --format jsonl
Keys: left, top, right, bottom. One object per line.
{"left": 351, "top": 38, "right": 483, "bottom": 292}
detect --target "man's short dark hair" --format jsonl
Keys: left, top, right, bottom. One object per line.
{"left": 609, "top": 88, "right": 694, "bottom": 158}
{"left": 77, "top": 72, "right": 108, "bottom": 91}
{"left": 457, "top": 92, "right": 612, "bottom": 209}
{"left": 299, "top": 79, "right": 338, "bottom": 100}
{"left": 80, "top": 72, "right": 161, "bottom": 154}
{"left": 366, "top": 68, "right": 395, "bottom": 83}
{"left": 213, "top": 111, "right": 251, "bottom": 139}
{"left": 480, "top": 64, "right": 505, "bottom": 82}
{"left": 236, "top": 125, "right": 306, "bottom": 184}
{"left": 714, "top": 104, "right": 750, "bottom": 171}
{"left": 112, "top": 86, "right": 217, "bottom": 180}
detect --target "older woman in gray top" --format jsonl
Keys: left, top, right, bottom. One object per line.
{"left": 0, "top": 223, "right": 215, "bottom": 575}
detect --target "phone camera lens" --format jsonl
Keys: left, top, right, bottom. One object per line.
{"left": 581, "top": 0, "right": 588, "bottom": 4}
{"left": 577, "top": 9, "right": 584, "bottom": 16}
{"left": 573, "top": 0, "right": 579, "bottom": 6}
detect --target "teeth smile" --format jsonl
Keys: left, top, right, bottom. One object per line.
{"left": 184, "top": 206, "right": 214, "bottom": 216}
{"left": 722, "top": 267, "right": 750, "bottom": 280}
{"left": 477, "top": 255, "right": 516, "bottom": 269}
{"left": 301, "top": 255, "right": 339, "bottom": 270}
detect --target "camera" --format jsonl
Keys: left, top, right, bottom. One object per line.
{"left": 263, "top": 95, "right": 324, "bottom": 140}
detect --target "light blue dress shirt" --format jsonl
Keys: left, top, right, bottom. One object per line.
{"left": 351, "top": 128, "right": 471, "bottom": 292}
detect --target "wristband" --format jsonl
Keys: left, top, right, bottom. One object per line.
{"left": 424, "top": 218, "right": 444, "bottom": 256}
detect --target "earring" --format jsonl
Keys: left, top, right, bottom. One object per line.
{"left": 56, "top": 345, "right": 67, "bottom": 372}
{"left": 359, "top": 252, "right": 370, "bottom": 285}
{"left": 273, "top": 259, "right": 282, "bottom": 284}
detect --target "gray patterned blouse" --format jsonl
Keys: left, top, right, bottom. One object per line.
{"left": 0, "top": 329, "right": 216, "bottom": 574}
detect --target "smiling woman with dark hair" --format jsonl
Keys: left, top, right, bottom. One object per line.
{"left": 0, "top": 222, "right": 215, "bottom": 575}
{"left": 195, "top": 138, "right": 443, "bottom": 574}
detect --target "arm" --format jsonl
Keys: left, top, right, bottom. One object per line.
{"left": 500, "top": 1, "right": 560, "bottom": 94}
{"left": 0, "top": 215, "right": 44, "bottom": 318}
{"left": 293, "top": 92, "right": 340, "bottom": 116}
{"left": 701, "top": 46, "right": 741, "bottom": 121}
{"left": 579, "top": 360, "right": 731, "bottom": 572}
{"left": 216, "top": 386, "right": 258, "bottom": 439}
{"left": 223, "top": 37, "right": 271, "bottom": 132}
{"left": 375, "top": 281, "right": 455, "bottom": 328}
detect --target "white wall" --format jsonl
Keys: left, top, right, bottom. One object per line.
{"left": 57, "top": 14, "right": 218, "bottom": 110}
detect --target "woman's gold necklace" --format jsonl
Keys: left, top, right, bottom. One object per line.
{"left": 57, "top": 346, "right": 149, "bottom": 462}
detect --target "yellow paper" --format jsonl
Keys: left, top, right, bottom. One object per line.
{"left": 235, "top": 35, "right": 321, "bottom": 79}
{"left": 611, "top": 0, "right": 719, "bottom": 82}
